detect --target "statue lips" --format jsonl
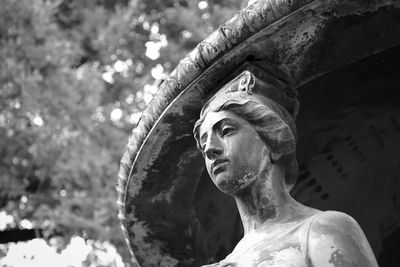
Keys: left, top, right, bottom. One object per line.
{"left": 211, "top": 159, "right": 229, "bottom": 175}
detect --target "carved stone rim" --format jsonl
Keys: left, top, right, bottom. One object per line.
{"left": 117, "top": 0, "right": 317, "bottom": 255}
{"left": 116, "top": 0, "right": 400, "bottom": 262}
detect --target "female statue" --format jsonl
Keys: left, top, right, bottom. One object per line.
{"left": 193, "top": 86, "right": 378, "bottom": 267}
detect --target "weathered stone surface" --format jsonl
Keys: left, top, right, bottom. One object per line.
{"left": 192, "top": 65, "right": 377, "bottom": 266}
{"left": 117, "top": 0, "right": 400, "bottom": 266}
{"left": 294, "top": 45, "right": 400, "bottom": 266}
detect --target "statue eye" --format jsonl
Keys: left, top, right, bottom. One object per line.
{"left": 221, "top": 126, "right": 235, "bottom": 136}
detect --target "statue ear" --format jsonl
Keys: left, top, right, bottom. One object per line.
{"left": 270, "top": 151, "right": 282, "bottom": 164}
{"left": 269, "top": 139, "right": 296, "bottom": 164}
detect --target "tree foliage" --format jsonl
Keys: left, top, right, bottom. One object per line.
{"left": 0, "top": 0, "right": 242, "bottom": 265}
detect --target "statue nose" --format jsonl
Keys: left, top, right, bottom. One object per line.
{"left": 204, "top": 136, "right": 223, "bottom": 159}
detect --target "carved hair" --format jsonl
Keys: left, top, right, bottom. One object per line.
{"left": 193, "top": 92, "right": 298, "bottom": 190}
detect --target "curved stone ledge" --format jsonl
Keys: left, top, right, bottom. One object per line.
{"left": 118, "top": 0, "right": 314, "bottom": 261}
{"left": 117, "top": 0, "right": 400, "bottom": 265}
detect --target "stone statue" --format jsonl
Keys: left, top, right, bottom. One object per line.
{"left": 193, "top": 73, "right": 378, "bottom": 267}
{"left": 117, "top": 0, "right": 400, "bottom": 264}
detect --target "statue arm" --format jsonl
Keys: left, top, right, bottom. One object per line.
{"left": 307, "top": 211, "right": 378, "bottom": 267}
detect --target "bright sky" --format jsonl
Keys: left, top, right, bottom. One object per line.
{"left": 0, "top": 237, "right": 124, "bottom": 267}
{"left": 0, "top": 212, "right": 124, "bottom": 267}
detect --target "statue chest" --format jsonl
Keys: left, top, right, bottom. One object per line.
{"left": 220, "top": 222, "right": 312, "bottom": 267}
{"left": 223, "top": 244, "right": 309, "bottom": 267}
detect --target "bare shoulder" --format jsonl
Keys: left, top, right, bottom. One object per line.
{"left": 308, "top": 211, "right": 378, "bottom": 267}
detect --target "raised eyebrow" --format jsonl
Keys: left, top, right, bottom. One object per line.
{"left": 218, "top": 118, "right": 238, "bottom": 128}
{"left": 200, "top": 118, "right": 237, "bottom": 144}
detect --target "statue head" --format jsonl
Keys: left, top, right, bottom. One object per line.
{"left": 193, "top": 90, "right": 298, "bottom": 194}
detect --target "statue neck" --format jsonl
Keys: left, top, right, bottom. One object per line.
{"left": 233, "top": 165, "right": 302, "bottom": 235}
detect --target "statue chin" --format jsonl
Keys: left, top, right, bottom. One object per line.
{"left": 214, "top": 173, "right": 259, "bottom": 196}
{"left": 194, "top": 83, "right": 378, "bottom": 266}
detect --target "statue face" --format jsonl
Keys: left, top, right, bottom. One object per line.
{"left": 199, "top": 110, "right": 270, "bottom": 194}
